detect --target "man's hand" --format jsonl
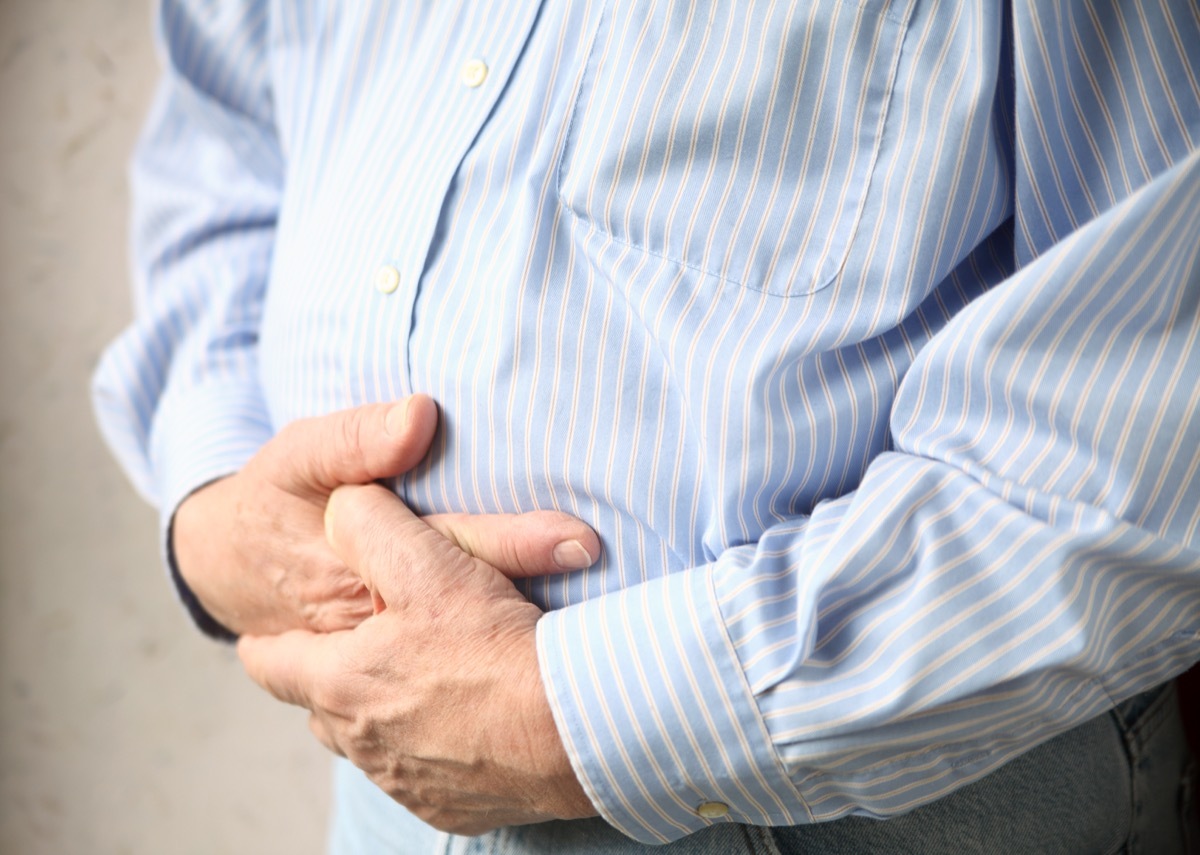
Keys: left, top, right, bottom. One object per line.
{"left": 173, "top": 396, "right": 599, "bottom": 636}
{"left": 236, "top": 483, "right": 598, "bottom": 835}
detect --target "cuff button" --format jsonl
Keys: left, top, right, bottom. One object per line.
{"left": 696, "top": 801, "right": 730, "bottom": 819}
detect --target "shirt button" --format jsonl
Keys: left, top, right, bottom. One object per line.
{"left": 374, "top": 265, "right": 401, "bottom": 294}
{"left": 461, "top": 58, "right": 489, "bottom": 88}
{"left": 695, "top": 801, "right": 730, "bottom": 819}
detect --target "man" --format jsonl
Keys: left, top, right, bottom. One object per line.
{"left": 94, "top": 0, "right": 1200, "bottom": 852}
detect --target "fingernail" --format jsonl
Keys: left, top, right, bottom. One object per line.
{"left": 553, "top": 539, "right": 594, "bottom": 570}
{"left": 385, "top": 399, "right": 411, "bottom": 436}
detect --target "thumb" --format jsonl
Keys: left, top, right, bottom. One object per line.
{"left": 269, "top": 395, "right": 438, "bottom": 494}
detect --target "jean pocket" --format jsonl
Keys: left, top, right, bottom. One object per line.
{"left": 556, "top": 0, "right": 914, "bottom": 297}
{"left": 1180, "top": 759, "right": 1199, "bottom": 855}
{"left": 1111, "top": 682, "right": 1197, "bottom": 855}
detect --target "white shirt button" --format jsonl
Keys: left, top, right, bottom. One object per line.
{"left": 374, "top": 265, "right": 401, "bottom": 294}
{"left": 461, "top": 58, "right": 489, "bottom": 88}
{"left": 695, "top": 801, "right": 730, "bottom": 819}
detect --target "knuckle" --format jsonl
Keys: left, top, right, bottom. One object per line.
{"left": 306, "top": 713, "right": 341, "bottom": 754}
{"left": 499, "top": 533, "right": 532, "bottom": 575}
{"left": 305, "top": 596, "right": 371, "bottom": 633}
{"left": 338, "top": 409, "right": 369, "bottom": 466}
{"left": 273, "top": 416, "right": 328, "bottom": 488}
{"left": 365, "top": 505, "right": 425, "bottom": 563}
{"left": 413, "top": 805, "right": 460, "bottom": 835}
{"left": 273, "top": 419, "right": 300, "bottom": 449}
{"left": 351, "top": 505, "right": 393, "bottom": 560}
{"left": 258, "top": 421, "right": 296, "bottom": 471}
{"left": 340, "top": 711, "right": 374, "bottom": 752}
{"left": 436, "top": 814, "right": 489, "bottom": 837}
{"left": 298, "top": 598, "right": 322, "bottom": 630}
{"left": 312, "top": 668, "right": 357, "bottom": 715}
{"left": 307, "top": 676, "right": 335, "bottom": 711}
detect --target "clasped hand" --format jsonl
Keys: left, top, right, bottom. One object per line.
{"left": 173, "top": 395, "right": 599, "bottom": 832}
{"left": 238, "top": 483, "right": 597, "bottom": 833}
{"left": 173, "top": 395, "right": 600, "bottom": 635}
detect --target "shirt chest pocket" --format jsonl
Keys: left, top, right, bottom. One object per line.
{"left": 556, "top": 0, "right": 913, "bottom": 297}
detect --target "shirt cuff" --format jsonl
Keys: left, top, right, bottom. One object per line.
{"left": 150, "top": 379, "right": 274, "bottom": 639}
{"left": 536, "top": 566, "right": 811, "bottom": 844}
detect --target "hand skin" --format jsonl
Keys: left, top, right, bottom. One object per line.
{"left": 237, "top": 483, "right": 598, "bottom": 835}
{"left": 173, "top": 395, "right": 600, "bottom": 636}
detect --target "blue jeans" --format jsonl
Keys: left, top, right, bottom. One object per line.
{"left": 329, "top": 682, "right": 1199, "bottom": 854}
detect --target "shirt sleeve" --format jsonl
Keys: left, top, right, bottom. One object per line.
{"left": 91, "top": 0, "right": 279, "bottom": 635}
{"left": 537, "top": 2, "right": 1200, "bottom": 843}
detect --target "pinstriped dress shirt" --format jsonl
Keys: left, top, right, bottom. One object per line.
{"left": 92, "top": 0, "right": 1200, "bottom": 845}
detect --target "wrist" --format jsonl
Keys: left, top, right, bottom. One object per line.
{"left": 516, "top": 619, "right": 596, "bottom": 820}
{"left": 171, "top": 475, "right": 241, "bottom": 634}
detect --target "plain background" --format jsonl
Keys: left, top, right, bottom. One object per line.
{"left": 0, "top": 1, "right": 331, "bottom": 852}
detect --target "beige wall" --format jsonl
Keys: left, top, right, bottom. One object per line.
{"left": 0, "top": 2, "right": 330, "bottom": 851}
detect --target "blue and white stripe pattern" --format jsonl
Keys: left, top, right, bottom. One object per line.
{"left": 92, "top": 0, "right": 1200, "bottom": 844}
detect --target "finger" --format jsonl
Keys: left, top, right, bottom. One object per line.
{"left": 425, "top": 510, "right": 599, "bottom": 577}
{"left": 323, "top": 484, "right": 435, "bottom": 601}
{"left": 308, "top": 713, "right": 345, "bottom": 757}
{"left": 271, "top": 395, "right": 439, "bottom": 494}
{"left": 237, "top": 630, "right": 334, "bottom": 709}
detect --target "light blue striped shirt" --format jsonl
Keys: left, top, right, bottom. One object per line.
{"left": 93, "top": 0, "right": 1200, "bottom": 844}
